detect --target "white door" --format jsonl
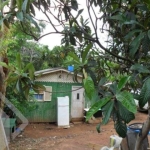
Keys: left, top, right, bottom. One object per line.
{"left": 71, "top": 86, "right": 84, "bottom": 119}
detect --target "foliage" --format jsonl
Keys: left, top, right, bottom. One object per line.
{"left": 86, "top": 76, "right": 136, "bottom": 137}
{"left": 2, "top": 1, "right": 150, "bottom": 146}
{"left": 0, "top": 53, "right": 45, "bottom": 99}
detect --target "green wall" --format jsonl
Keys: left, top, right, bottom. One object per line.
{"left": 25, "top": 82, "right": 82, "bottom": 122}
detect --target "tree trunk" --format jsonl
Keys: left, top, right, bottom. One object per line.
{"left": 134, "top": 105, "right": 150, "bottom": 150}
{"left": 0, "top": 55, "right": 9, "bottom": 150}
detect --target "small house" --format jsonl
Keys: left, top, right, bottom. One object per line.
{"left": 25, "top": 68, "right": 86, "bottom": 123}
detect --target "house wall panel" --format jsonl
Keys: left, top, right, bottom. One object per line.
{"left": 25, "top": 82, "right": 82, "bottom": 122}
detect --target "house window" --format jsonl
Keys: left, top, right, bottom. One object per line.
{"left": 34, "top": 86, "right": 52, "bottom": 101}
{"left": 34, "top": 94, "right": 44, "bottom": 100}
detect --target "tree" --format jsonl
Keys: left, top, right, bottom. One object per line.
{"left": 1, "top": 0, "right": 150, "bottom": 150}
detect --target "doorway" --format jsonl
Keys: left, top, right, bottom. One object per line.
{"left": 71, "top": 86, "right": 84, "bottom": 120}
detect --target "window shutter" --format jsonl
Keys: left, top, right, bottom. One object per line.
{"left": 44, "top": 86, "right": 52, "bottom": 101}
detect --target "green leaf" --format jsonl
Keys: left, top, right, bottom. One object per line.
{"left": 148, "top": 30, "right": 150, "bottom": 40}
{"left": 82, "top": 43, "right": 93, "bottom": 63}
{"left": 130, "top": 64, "right": 150, "bottom": 73}
{"left": 102, "top": 100, "right": 114, "bottom": 124}
{"left": 118, "top": 101, "right": 135, "bottom": 123}
{"left": 129, "top": 32, "right": 145, "bottom": 57}
{"left": 86, "top": 96, "right": 111, "bottom": 121}
{"left": 16, "top": 53, "right": 22, "bottom": 71}
{"left": 16, "top": 11, "right": 24, "bottom": 21}
{"left": 0, "top": 18, "right": 4, "bottom": 26}
{"left": 115, "top": 120, "right": 127, "bottom": 138}
{"left": 22, "top": 0, "right": 28, "bottom": 12}
{"left": 71, "top": 0, "right": 78, "bottom": 11}
{"left": 0, "top": 62, "right": 9, "bottom": 68}
{"left": 116, "top": 91, "right": 137, "bottom": 113}
{"left": 32, "top": 83, "right": 46, "bottom": 93}
{"left": 3, "top": 19, "right": 9, "bottom": 28}
{"left": 68, "top": 52, "right": 80, "bottom": 63}
{"left": 142, "top": 34, "right": 150, "bottom": 55}
{"left": 139, "top": 78, "right": 150, "bottom": 107}
{"left": 75, "top": 32, "right": 82, "bottom": 42}
{"left": 70, "top": 35, "right": 76, "bottom": 45}
{"left": 124, "top": 20, "right": 144, "bottom": 28}
{"left": 25, "top": 14, "right": 40, "bottom": 31}
{"left": 109, "top": 82, "right": 117, "bottom": 95}
{"left": 96, "top": 123, "right": 101, "bottom": 133}
{"left": 15, "top": 79, "right": 22, "bottom": 94}
{"left": 75, "top": 9, "right": 84, "bottom": 19}
{"left": 124, "top": 29, "right": 142, "bottom": 40}
{"left": 117, "top": 76, "right": 130, "bottom": 92}
{"left": 83, "top": 76, "right": 95, "bottom": 100}
{"left": 23, "top": 85, "right": 30, "bottom": 99}
{"left": 98, "top": 77, "right": 107, "bottom": 86}
{"left": 0, "top": 0, "right": 9, "bottom": 10}
{"left": 109, "top": 14, "right": 125, "bottom": 22}
{"left": 24, "top": 63, "right": 35, "bottom": 80}
{"left": 16, "top": 0, "right": 23, "bottom": 11}
{"left": 28, "top": 65, "right": 35, "bottom": 80}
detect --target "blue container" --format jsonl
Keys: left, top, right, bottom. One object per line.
{"left": 68, "top": 66, "right": 74, "bottom": 72}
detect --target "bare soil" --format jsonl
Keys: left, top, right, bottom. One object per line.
{"left": 9, "top": 112, "right": 148, "bottom": 150}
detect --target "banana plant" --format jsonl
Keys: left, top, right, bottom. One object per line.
{"left": 0, "top": 53, "right": 45, "bottom": 100}
{"left": 86, "top": 76, "right": 137, "bottom": 138}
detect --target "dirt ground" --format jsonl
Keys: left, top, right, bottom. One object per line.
{"left": 9, "top": 112, "right": 148, "bottom": 150}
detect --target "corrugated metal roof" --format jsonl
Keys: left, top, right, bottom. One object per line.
{"left": 35, "top": 67, "right": 82, "bottom": 78}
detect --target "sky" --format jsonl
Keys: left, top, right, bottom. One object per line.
{"left": 36, "top": 1, "right": 108, "bottom": 49}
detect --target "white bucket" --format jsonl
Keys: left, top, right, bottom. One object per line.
{"left": 110, "top": 135, "right": 122, "bottom": 148}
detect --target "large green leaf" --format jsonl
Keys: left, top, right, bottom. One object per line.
{"left": 98, "top": 77, "right": 107, "bottom": 86}
{"left": 116, "top": 91, "right": 137, "bottom": 113}
{"left": 75, "top": 9, "right": 84, "bottom": 19}
{"left": 22, "top": 0, "right": 28, "bottom": 12}
{"left": 24, "top": 63, "right": 35, "bottom": 80}
{"left": 71, "top": 0, "right": 78, "bottom": 11}
{"left": 102, "top": 100, "right": 114, "bottom": 124}
{"left": 96, "top": 123, "right": 101, "bottom": 133}
{"left": 25, "top": 14, "right": 40, "bottom": 31}
{"left": 124, "top": 29, "right": 142, "bottom": 40}
{"left": 16, "top": 0, "right": 23, "bottom": 11}
{"left": 82, "top": 43, "right": 93, "bottom": 63}
{"left": 109, "top": 82, "right": 117, "bottom": 95}
{"left": 83, "top": 76, "right": 95, "bottom": 100}
{"left": 16, "top": 53, "right": 22, "bottom": 72}
{"left": 109, "top": 14, "right": 126, "bottom": 22}
{"left": 32, "top": 83, "right": 46, "bottom": 93}
{"left": 129, "top": 32, "right": 145, "bottom": 57}
{"left": 86, "top": 96, "right": 111, "bottom": 121}
{"left": 0, "top": 62, "right": 9, "bottom": 69}
{"left": 147, "top": 30, "right": 150, "bottom": 40}
{"left": 139, "top": 78, "right": 150, "bottom": 107}
{"left": 117, "top": 76, "right": 130, "bottom": 92}
{"left": 68, "top": 52, "right": 80, "bottom": 63}
{"left": 0, "top": 0, "right": 9, "bottom": 10}
{"left": 142, "top": 34, "right": 150, "bottom": 55}
{"left": 115, "top": 120, "right": 127, "bottom": 138}
{"left": 118, "top": 101, "right": 135, "bottom": 123}
{"left": 16, "top": 11, "right": 24, "bottom": 21}
{"left": 15, "top": 79, "right": 23, "bottom": 94}
{"left": 130, "top": 64, "right": 150, "bottom": 73}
